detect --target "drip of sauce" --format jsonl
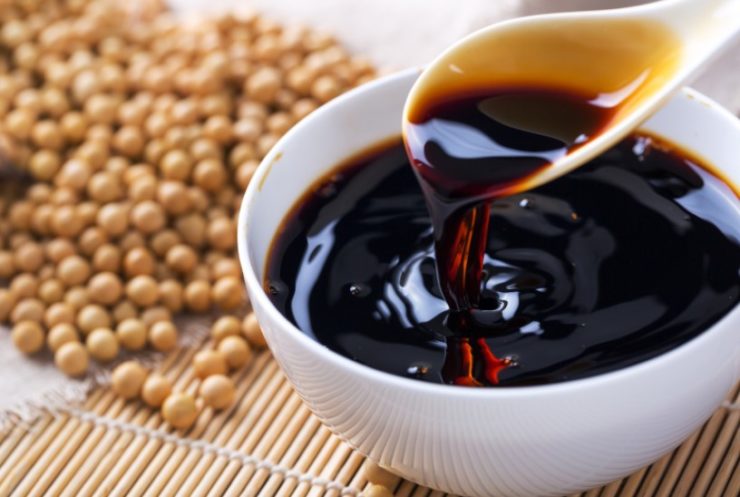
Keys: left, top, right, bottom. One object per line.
{"left": 401, "top": 17, "right": 684, "bottom": 382}
{"left": 265, "top": 136, "right": 740, "bottom": 387}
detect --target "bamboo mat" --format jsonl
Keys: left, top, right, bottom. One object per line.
{"left": 0, "top": 339, "right": 737, "bottom": 497}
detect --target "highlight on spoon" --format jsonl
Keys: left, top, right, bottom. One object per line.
{"left": 403, "top": 14, "right": 684, "bottom": 197}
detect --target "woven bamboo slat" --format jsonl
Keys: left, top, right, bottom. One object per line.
{"left": 0, "top": 346, "right": 737, "bottom": 497}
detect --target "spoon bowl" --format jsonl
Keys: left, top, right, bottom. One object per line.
{"left": 404, "top": 0, "right": 740, "bottom": 193}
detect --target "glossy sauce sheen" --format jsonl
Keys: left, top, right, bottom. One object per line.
{"left": 405, "top": 88, "right": 618, "bottom": 311}
{"left": 403, "top": 17, "right": 683, "bottom": 315}
{"left": 265, "top": 137, "right": 740, "bottom": 387}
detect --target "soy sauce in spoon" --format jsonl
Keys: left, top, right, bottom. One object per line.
{"left": 402, "top": 15, "right": 690, "bottom": 383}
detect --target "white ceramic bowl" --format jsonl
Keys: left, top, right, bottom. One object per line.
{"left": 238, "top": 68, "right": 740, "bottom": 497}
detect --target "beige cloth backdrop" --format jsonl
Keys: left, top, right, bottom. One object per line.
{"left": 1, "top": 0, "right": 738, "bottom": 427}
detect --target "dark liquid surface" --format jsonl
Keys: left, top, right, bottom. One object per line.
{"left": 265, "top": 136, "right": 740, "bottom": 386}
{"left": 404, "top": 88, "right": 617, "bottom": 311}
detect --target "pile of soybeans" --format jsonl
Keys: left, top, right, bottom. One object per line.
{"left": 0, "top": 0, "right": 375, "bottom": 428}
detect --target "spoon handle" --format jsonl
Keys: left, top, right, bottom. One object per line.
{"left": 704, "top": 0, "right": 740, "bottom": 47}
{"left": 660, "top": 0, "right": 740, "bottom": 93}
{"left": 649, "top": 0, "right": 740, "bottom": 52}
{"left": 508, "top": 0, "right": 740, "bottom": 194}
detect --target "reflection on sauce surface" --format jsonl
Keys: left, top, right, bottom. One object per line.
{"left": 265, "top": 136, "right": 740, "bottom": 387}
{"left": 265, "top": 17, "right": 740, "bottom": 387}
{"left": 403, "top": 17, "right": 684, "bottom": 314}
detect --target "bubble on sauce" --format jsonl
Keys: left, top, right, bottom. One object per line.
{"left": 633, "top": 136, "right": 653, "bottom": 160}
{"left": 504, "top": 355, "right": 520, "bottom": 368}
{"left": 406, "top": 362, "right": 431, "bottom": 378}
{"left": 318, "top": 182, "right": 338, "bottom": 198}
{"left": 348, "top": 283, "right": 370, "bottom": 297}
{"left": 267, "top": 281, "right": 287, "bottom": 296}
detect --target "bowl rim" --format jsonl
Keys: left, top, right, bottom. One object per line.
{"left": 237, "top": 67, "right": 740, "bottom": 399}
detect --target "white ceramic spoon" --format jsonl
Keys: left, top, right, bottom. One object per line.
{"left": 404, "top": 0, "right": 740, "bottom": 193}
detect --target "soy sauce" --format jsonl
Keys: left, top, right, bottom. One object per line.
{"left": 402, "top": 15, "right": 683, "bottom": 318}
{"left": 404, "top": 87, "right": 618, "bottom": 312}
{"left": 403, "top": 84, "right": 664, "bottom": 384}
{"left": 401, "top": 16, "right": 683, "bottom": 382}
{"left": 265, "top": 135, "right": 740, "bottom": 387}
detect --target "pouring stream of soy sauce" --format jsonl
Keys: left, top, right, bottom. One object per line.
{"left": 401, "top": 13, "right": 689, "bottom": 385}
{"left": 404, "top": 87, "right": 621, "bottom": 385}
